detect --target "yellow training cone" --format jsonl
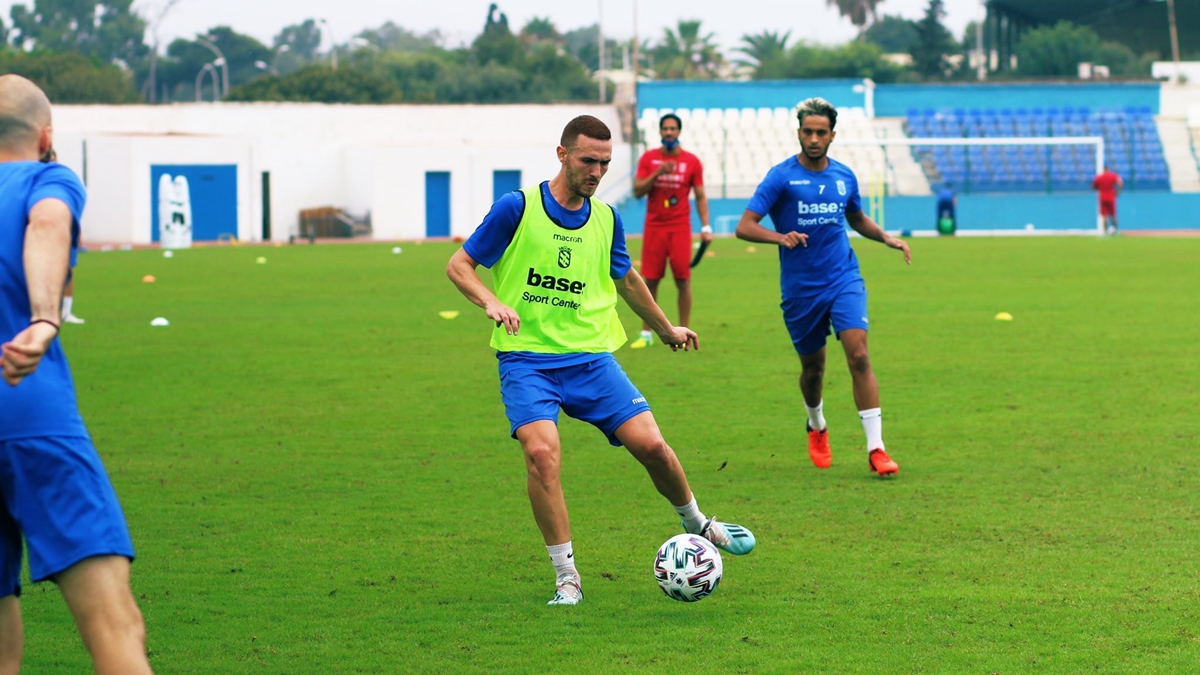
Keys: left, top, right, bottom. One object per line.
{"left": 439, "top": 311, "right": 460, "bottom": 320}
{"left": 995, "top": 312, "right": 1013, "bottom": 321}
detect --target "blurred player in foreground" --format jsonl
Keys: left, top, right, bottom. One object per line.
{"left": 736, "top": 97, "right": 910, "bottom": 477}
{"left": 41, "top": 148, "right": 84, "bottom": 324}
{"left": 447, "top": 115, "right": 755, "bottom": 606}
{"left": 630, "top": 113, "right": 711, "bottom": 348}
{"left": 0, "top": 74, "right": 153, "bottom": 674}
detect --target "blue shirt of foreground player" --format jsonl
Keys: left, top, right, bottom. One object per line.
{"left": 464, "top": 181, "right": 632, "bottom": 374}
{"left": 0, "top": 161, "right": 88, "bottom": 440}
{"left": 746, "top": 155, "right": 863, "bottom": 299}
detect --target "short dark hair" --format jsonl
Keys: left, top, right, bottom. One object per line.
{"left": 659, "top": 113, "right": 682, "bottom": 131}
{"left": 561, "top": 115, "right": 612, "bottom": 149}
{"left": 796, "top": 97, "right": 838, "bottom": 131}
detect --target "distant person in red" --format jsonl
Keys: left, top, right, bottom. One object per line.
{"left": 630, "top": 113, "right": 711, "bottom": 349}
{"left": 1092, "top": 166, "right": 1123, "bottom": 235}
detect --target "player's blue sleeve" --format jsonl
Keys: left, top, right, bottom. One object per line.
{"left": 28, "top": 165, "right": 86, "bottom": 224}
{"left": 28, "top": 165, "right": 86, "bottom": 261}
{"left": 609, "top": 208, "right": 631, "bottom": 279}
{"left": 746, "top": 167, "right": 783, "bottom": 217}
{"left": 845, "top": 173, "right": 862, "bottom": 214}
{"left": 463, "top": 191, "right": 525, "bottom": 268}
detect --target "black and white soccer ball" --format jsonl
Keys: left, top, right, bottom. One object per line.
{"left": 653, "top": 533, "right": 723, "bottom": 602}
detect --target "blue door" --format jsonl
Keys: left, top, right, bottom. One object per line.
{"left": 150, "top": 164, "right": 237, "bottom": 242}
{"left": 425, "top": 171, "right": 451, "bottom": 238}
{"left": 493, "top": 170, "right": 522, "bottom": 201}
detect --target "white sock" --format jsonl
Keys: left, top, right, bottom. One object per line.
{"left": 859, "top": 408, "right": 883, "bottom": 452}
{"left": 805, "top": 400, "right": 826, "bottom": 432}
{"left": 62, "top": 296, "right": 74, "bottom": 318}
{"left": 640, "top": 329, "right": 653, "bottom": 341}
{"left": 674, "top": 496, "right": 707, "bottom": 534}
{"left": 547, "top": 542, "right": 577, "bottom": 580}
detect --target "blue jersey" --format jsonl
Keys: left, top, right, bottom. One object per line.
{"left": 746, "top": 155, "right": 863, "bottom": 299}
{"left": 464, "top": 181, "right": 632, "bottom": 373}
{"left": 936, "top": 188, "right": 955, "bottom": 208}
{"left": 0, "top": 162, "right": 88, "bottom": 440}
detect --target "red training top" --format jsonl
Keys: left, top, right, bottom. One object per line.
{"left": 636, "top": 147, "right": 704, "bottom": 229}
{"left": 1092, "top": 171, "right": 1121, "bottom": 201}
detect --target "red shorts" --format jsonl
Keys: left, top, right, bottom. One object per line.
{"left": 1099, "top": 199, "right": 1116, "bottom": 217}
{"left": 641, "top": 225, "right": 692, "bottom": 280}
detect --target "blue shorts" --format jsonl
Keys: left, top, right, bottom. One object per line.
{"left": 499, "top": 354, "right": 651, "bottom": 447}
{"left": 0, "top": 436, "right": 135, "bottom": 597}
{"left": 781, "top": 280, "right": 869, "bottom": 356}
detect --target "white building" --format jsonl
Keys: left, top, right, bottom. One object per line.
{"left": 51, "top": 103, "right": 631, "bottom": 245}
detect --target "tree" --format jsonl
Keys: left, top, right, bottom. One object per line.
{"left": 911, "top": 0, "right": 955, "bottom": 78}
{"left": 472, "top": 3, "right": 523, "bottom": 67}
{"left": 651, "top": 19, "right": 725, "bottom": 80}
{"left": 8, "top": 0, "right": 148, "bottom": 67}
{"left": 781, "top": 40, "right": 905, "bottom": 82}
{"left": 274, "top": 20, "right": 322, "bottom": 61}
{"left": 520, "top": 17, "right": 558, "bottom": 43}
{"left": 226, "top": 65, "right": 401, "bottom": 103}
{"left": 354, "top": 21, "right": 441, "bottom": 52}
{"left": 863, "top": 15, "right": 919, "bottom": 54}
{"left": 0, "top": 49, "right": 140, "bottom": 102}
{"left": 735, "top": 30, "right": 791, "bottom": 79}
{"left": 826, "top": 0, "right": 884, "bottom": 34}
{"left": 153, "top": 26, "right": 272, "bottom": 101}
{"left": 1016, "top": 21, "right": 1143, "bottom": 77}
{"left": 562, "top": 24, "right": 620, "bottom": 72}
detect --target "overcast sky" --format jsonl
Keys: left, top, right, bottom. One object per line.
{"left": 3, "top": 0, "right": 986, "bottom": 53}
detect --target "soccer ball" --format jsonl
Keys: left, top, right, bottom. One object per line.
{"left": 653, "top": 533, "right": 723, "bottom": 602}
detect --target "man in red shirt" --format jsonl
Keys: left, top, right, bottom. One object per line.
{"left": 1092, "top": 166, "right": 1123, "bottom": 235}
{"left": 630, "top": 113, "right": 711, "bottom": 348}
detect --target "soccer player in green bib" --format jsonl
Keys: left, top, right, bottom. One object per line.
{"left": 448, "top": 116, "right": 755, "bottom": 606}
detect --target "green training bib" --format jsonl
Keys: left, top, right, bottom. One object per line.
{"left": 490, "top": 186, "right": 627, "bottom": 353}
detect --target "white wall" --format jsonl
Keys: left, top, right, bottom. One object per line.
{"left": 1160, "top": 82, "right": 1200, "bottom": 118}
{"left": 50, "top": 103, "right": 630, "bottom": 244}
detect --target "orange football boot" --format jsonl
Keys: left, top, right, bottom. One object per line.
{"left": 868, "top": 448, "right": 898, "bottom": 476}
{"left": 807, "top": 424, "right": 831, "bottom": 468}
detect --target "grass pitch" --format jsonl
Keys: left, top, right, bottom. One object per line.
{"left": 17, "top": 236, "right": 1200, "bottom": 674}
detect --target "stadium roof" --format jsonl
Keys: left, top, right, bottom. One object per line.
{"left": 988, "top": 0, "right": 1199, "bottom": 56}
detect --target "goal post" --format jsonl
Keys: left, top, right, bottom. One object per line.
{"left": 836, "top": 135, "right": 1107, "bottom": 235}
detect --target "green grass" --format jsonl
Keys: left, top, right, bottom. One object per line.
{"left": 17, "top": 236, "right": 1200, "bottom": 673}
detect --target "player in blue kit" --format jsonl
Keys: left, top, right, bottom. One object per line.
{"left": 0, "top": 75, "right": 153, "bottom": 675}
{"left": 736, "top": 97, "right": 911, "bottom": 477}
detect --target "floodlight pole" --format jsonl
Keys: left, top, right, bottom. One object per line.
{"left": 195, "top": 62, "right": 219, "bottom": 101}
{"left": 1167, "top": 0, "right": 1182, "bottom": 84}
{"left": 319, "top": 19, "right": 338, "bottom": 70}
{"left": 196, "top": 36, "right": 229, "bottom": 98}
{"left": 598, "top": 0, "right": 606, "bottom": 102}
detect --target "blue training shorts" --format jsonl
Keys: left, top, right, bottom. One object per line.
{"left": 0, "top": 436, "right": 135, "bottom": 597}
{"left": 781, "top": 279, "right": 870, "bottom": 356}
{"left": 500, "top": 354, "right": 652, "bottom": 447}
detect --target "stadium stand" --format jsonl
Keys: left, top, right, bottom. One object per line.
{"left": 906, "top": 106, "right": 1173, "bottom": 193}
{"left": 637, "top": 106, "right": 931, "bottom": 199}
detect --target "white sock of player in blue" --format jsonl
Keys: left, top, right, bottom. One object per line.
{"left": 547, "top": 542, "right": 577, "bottom": 580}
{"left": 859, "top": 408, "right": 884, "bottom": 451}
{"left": 640, "top": 329, "right": 653, "bottom": 342}
{"left": 805, "top": 400, "right": 826, "bottom": 431}
{"left": 674, "top": 496, "right": 707, "bottom": 534}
